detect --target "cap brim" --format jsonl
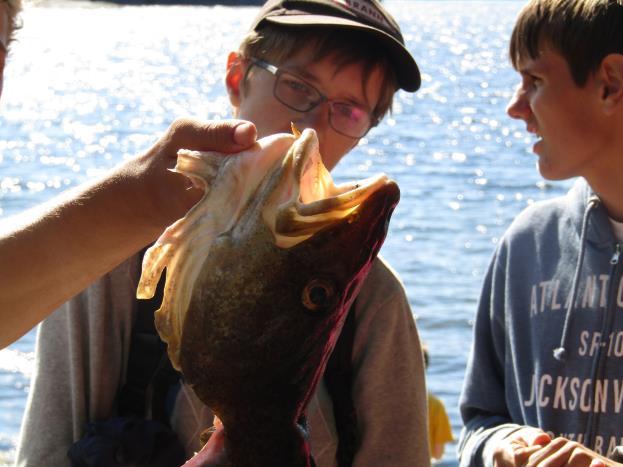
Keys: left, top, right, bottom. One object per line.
{"left": 261, "top": 15, "right": 421, "bottom": 92}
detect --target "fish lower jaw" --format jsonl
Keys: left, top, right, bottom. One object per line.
{"left": 269, "top": 173, "right": 391, "bottom": 248}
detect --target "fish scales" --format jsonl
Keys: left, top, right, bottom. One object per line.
{"left": 138, "top": 128, "right": 399, "bottom": 467}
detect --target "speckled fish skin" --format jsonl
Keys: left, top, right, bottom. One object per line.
{"left": 139, "top": 128, "right": 400, "bottom": 467}
{"left": 181, "top": 182, "right": 398, "bottom": 467}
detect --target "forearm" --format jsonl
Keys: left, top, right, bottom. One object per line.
{"left": 0, "top": 118, "right": 257, "bottom": 348}
{"left": 0, "top": 157, "right": 174, "bottom": 347}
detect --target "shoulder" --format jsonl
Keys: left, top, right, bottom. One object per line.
{"left": 359, "top": 256, "right": 407, "bottom": 300}
{"left": 352, "top": 257, "right": 415, "bottom": 336}
{"left": 353, "top": 256, "right": 410, "bottom": 319}
{"left": 506, "top": 195, "right": 567, "bottom": 238}
{"left": 500, "top": 180, "right": 587, "bottom": 247}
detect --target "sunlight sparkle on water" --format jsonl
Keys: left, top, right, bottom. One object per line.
{"left": 0, "top": 350, "right": 34, "bottom": 378}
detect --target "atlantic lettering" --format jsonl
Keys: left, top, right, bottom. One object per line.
{"left": 529, "top": 275, "right": 623, "bottom": 315}
{"left": 530, "top": 280, "right": 568, "bottom": 316}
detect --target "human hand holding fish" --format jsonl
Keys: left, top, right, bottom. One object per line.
{"left": 0, "top": 118, "right": 257, "bottom": 349}
{"left": 137, "top": 126, "right": 400, "bottom": 467}
{"left": 136, "top": 118, "right": 258, "bottom": 229}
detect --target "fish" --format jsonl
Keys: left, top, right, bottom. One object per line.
{"left": 136, "top": 126, "right": 400, "bottom": 467}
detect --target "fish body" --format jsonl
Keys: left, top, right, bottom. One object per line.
{"left": 138, "top": 129, "right": 399, "bottom": 467}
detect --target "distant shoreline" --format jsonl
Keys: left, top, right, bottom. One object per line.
{"left": 26, "top": 0, "right": 266, "bottom": 5}
{"left": 84, "top": 0, "right": 265, "bottom": 4}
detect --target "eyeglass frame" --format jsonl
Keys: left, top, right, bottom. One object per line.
{"left": 244, "top": 57, "right": 378, "bottom": 139}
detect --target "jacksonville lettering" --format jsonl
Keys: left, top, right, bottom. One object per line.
{"left": 524, "top": 373, "right": 623, "bottom": 413}
{"left": 530, "top": 274, "right": 623, "bottom": 316}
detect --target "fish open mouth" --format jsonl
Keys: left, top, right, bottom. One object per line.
{"left": 136, "top": 125, "right": 396, "bottom": 370}
{"left": 264, "top": 126, "right": 393, "bottom": 248}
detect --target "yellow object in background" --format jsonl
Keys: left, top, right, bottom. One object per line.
{"left": 428, "top": 392, "right": 454, "bottom": 461}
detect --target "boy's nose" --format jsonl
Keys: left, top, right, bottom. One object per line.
{"left": 506, "top": 84, "right": 530, "bottom": 120}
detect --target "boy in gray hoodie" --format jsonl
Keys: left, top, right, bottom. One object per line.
{"left": 459, "top": 1, "right": 623, "bottom": 466}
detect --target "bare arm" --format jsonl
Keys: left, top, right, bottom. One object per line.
{"left": 0, "top": 118, "right": 257, "bottom": 348}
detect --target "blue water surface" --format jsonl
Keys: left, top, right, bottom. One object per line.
{"left": 0, "top": 1, "right": 572, "bottom": 465}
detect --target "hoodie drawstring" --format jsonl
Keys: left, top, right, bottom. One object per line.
{"left": 553, "top": 195, "right": 600, "bottom": 362}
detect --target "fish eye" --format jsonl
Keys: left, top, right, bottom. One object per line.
{"left": 302, "top": 279, "right": 334, "bottom": 311}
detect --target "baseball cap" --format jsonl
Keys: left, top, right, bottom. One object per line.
{"left": 250, "top": 0, "right": 421, "bottom": 92}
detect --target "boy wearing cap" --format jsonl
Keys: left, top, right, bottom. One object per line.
{"left": 458, "top": 1, "right": 623, "bottom": 466}
{"left": 16, "top": 1, "right": 429, "bottom": 466}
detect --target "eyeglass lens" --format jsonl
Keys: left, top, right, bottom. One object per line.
{"left": 274, "top": 71, "right": 371, "bottom": 138}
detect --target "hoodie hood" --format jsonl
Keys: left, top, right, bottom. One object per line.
{"left": 567, "top": 178, "right": 616, "bottom": 248}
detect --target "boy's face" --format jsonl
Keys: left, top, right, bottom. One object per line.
{"left": 226, "top": 45, "right": 386, "bottom": 171}
{"left": 506, "top": 44, "right": 611, "bottom": 181}
{"left": 0, "top": 3, "right": 9, "bottom": 100}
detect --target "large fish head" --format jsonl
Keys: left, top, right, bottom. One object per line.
{"left": 137, "top": 127, "right": 399, "bottom": 464}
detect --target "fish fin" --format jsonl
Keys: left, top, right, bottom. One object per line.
{"left": 137, "top": 242, "right": 174, "bottom": 299}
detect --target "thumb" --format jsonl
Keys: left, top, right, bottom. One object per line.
{"left": 165, "top": 118, "right": 257, "bottom": 155}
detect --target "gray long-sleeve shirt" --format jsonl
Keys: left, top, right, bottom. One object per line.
{"left": 16, "top": 256, "right": 429, "bottom": 467}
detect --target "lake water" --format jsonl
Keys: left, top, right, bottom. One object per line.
{"left": 0, "top": 1, "right": 573, "bottom": 465}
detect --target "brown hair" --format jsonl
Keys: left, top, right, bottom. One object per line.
{"left": 3, "top": 0, "right": 23, "bottom": 46}
{"left": 509, "top": 0, "right": 623, "bottom": 86}
{"left": 238, "top": 24, "right": 398, "bottom": 125}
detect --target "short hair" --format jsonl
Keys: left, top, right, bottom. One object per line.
{"left": 509, "top": 0, "right": 623, "bottom": 86}
{"left": 238, "top": 23, "right": 398, "bottom": 125}
{"left": 3, "top": 0, "right": 22, "bottom": 46}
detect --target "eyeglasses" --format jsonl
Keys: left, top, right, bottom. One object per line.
{"left": 247, "top": 57, "right": 376, "bottom": 139}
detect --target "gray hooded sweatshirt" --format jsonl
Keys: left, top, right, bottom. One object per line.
{"left": 459, "top": 178, "right": 623, "bottom": 466}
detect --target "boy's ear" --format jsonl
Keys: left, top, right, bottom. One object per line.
{"left": 226, "top": 52, "right": 245, "bottom": 109}
{"left": 599, "top": 53, "right": 623, "bottom": 114}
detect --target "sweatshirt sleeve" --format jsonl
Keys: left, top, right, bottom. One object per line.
{"left": 458, "top": 246, "right": 523, "bottom": 467}
{"left": 14, "top": 258, "right": 137, "bottom": 467}
{"left": 351, "top": 259, "right": 430, "bottom": 467}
